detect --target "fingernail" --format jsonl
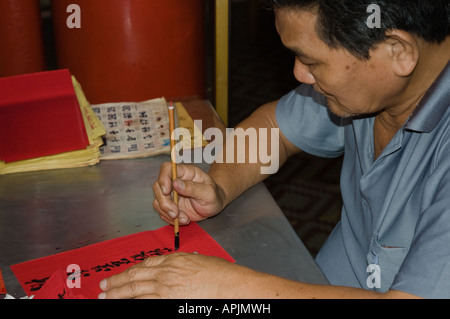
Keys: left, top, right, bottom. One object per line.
{"left": 169, "top": 211, "right": 177, "bottom": 219}
{"left": 99, "top": 279, "right": 107, "bottom": 290}
{"left": 176, "top": 180, "right": 185, "bottom": 189}
{"left": 179, "top": 215, "right": 188, "bottom": 224}
{"left": 98, "top": 292, "right": 106, "bottom": 299}
{"left": 161, "top": 185, "right": 168, "bottom": 194}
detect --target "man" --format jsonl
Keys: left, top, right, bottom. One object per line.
{"left": 99, "top": 0, "right": 450, "bottom": 299}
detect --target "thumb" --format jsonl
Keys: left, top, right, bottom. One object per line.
{"left": 172, "top": 178, "right": 224, "bottom": 219}
{"left": 173, "top": 179, "right": 213, "bottom": 203}
{"left": 173, "top": 179, "right": 195, "bottom": 198}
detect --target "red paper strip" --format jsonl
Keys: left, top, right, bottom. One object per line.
{"left": 0, "top": 268, "right": 6, "bottom": 295}
{"left": 33, "top": 269, "right": 85, "bottom": 299}
{"left": 11, "top": 223, "right": 234, "bottom": 299}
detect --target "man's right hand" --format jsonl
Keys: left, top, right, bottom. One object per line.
{"left": 152, "top": 162, "right": 226, "bottom": 225}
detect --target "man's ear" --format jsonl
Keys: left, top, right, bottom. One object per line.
{"left": 384, "top": 29, "right": 420, "bottom": 77}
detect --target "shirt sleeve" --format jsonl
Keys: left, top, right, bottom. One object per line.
{"left": 391, "top": 135, "right": 450, "bottom": 299}
{"left": 275, "top": 84, "right": 345, "bottom": 158}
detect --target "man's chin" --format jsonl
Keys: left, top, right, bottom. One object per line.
{"left": 326, "top": 99, "right": 356, "bottom": 119}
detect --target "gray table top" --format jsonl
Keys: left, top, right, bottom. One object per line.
{"left": 0, "top": 155, "right": 328, "bottom": 298}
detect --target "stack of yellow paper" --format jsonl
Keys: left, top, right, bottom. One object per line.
{"left": 0, "top": 77, "right": 106, "bottom": 175}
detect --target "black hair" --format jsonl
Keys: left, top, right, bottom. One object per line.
{"left": 261, "top": 0, "right": 450, "bottom": 59}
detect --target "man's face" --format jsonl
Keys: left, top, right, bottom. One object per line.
{"left": 275, "top": 7, "right": 406, "bottom": 118}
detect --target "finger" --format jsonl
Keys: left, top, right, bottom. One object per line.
{"left": 153, "top": 197, "right": 190, "bottom": 225}
{"left": 99, "top": 280, "right": 162, "bottom": 299}
{"left": 100, "top": 255, "right": 169, "bottom": 292}
{"left": 157, "top": 162, "right": 174, "bottom": 195}
{"left": 177, "top": 210, "right": 191, "bottom": 225}
{"left": 152, "top": 180, "right": 179, "bottom": 220}
{"left": 159, "top": 163, "right": 198, "bottom": 190}
{"left": 153, "top": 163, "right": 197, "bottom": 217}
{"left": 175, "top": 163, "right": 209, "bottom": 183}
{"left": 152, "top": 198, "right": 175, "bottom": 225}
{"left": 173, "top": 179, "right": 216, "bottom": 205}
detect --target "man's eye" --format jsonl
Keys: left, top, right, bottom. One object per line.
{"left": 297, "top": 56, "right": 315, "bottom": 66}
{"left": 303, "top": 61, "right": 316, "bottom": 67}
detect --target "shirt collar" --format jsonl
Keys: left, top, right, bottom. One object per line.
{"left": 405, "top": 61, "right": 450, "bottom": 133}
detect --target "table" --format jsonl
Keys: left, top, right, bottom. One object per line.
{"left": 0, "top": 99, "right": 329, "bottom": 298}
{"left": 0, "top": 155, "right": 328, "bottom": 298}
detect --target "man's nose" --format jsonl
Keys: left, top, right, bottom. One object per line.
{"left": 293, "top": 58, "right": 316, "bottom": 85}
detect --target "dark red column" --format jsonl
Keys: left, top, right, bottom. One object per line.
{"left": 0, "top": 0, "right": 46, "bottom": 77}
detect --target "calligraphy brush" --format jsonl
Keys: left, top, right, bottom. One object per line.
{"left": 168, "top": 102, "right": 180, "bottom": 250}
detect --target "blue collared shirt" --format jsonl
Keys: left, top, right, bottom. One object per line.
{"left": 276, "top": 62, "right": 450, "bottom": 298}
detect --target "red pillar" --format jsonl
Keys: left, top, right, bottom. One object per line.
{"left": 52, "top": 0, "right": 206, "bottom": 104}
{"left": 0, "top": 0, "right": 46, "bottom": 77}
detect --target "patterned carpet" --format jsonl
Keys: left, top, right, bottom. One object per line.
{"left": 229, "top": 0, "right": 343, "bottom": 257}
